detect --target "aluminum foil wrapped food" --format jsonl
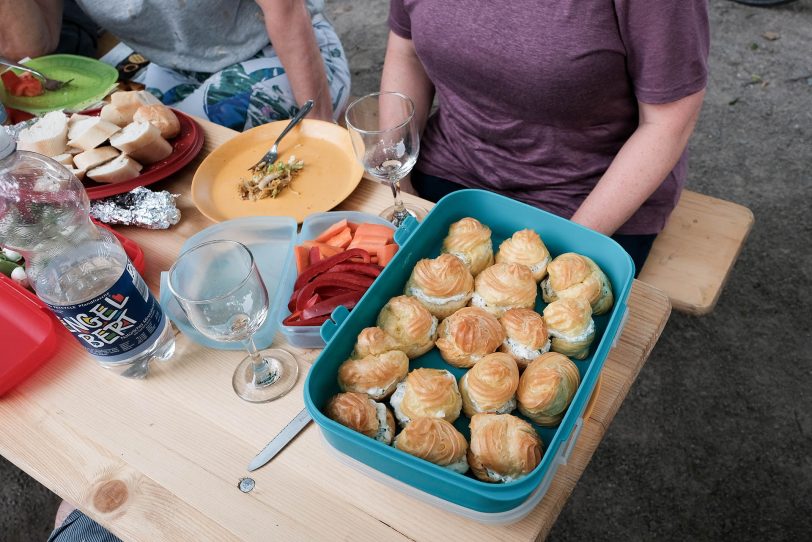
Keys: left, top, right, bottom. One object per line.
{"left": 90, "top": 186, "right": 181, "bottom": 229}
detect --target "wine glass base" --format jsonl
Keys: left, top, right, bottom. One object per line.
{"left": 380, "top": 203, "right": 428, "bottom": 226}
{"left": 232, "top": 348, "right": 299, "bottom": 403}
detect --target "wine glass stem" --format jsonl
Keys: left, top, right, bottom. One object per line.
{"left": 389, "top": 176, "right": 409, "bottom": 225}
{"left": 244, "top": 336, "right": 278, "bottom": 386}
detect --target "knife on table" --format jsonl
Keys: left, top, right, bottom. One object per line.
{"left": 247, "top": 408, "right": 312, "bottom": 472}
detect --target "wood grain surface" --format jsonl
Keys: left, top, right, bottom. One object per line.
{"left": 0, "top": 118, "right": 671, "bottom": 542}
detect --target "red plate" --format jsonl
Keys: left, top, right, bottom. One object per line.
{"left": 82, "top": 108, "right": 205, "bottom": 199}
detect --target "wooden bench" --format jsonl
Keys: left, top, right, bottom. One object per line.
{"left": 639, "top": 190, "right": 753, "bottom": 315}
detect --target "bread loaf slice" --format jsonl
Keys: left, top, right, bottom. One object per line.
{"left": 110, "top": 90, "right": 161, "bottom": 123}
{"left": 86, "top": 154, "right": 143, "bottom": 184}
{"left": 70, "top": 167, "right": 87, "bottom": 181}
{"left": 17, "top": 111, "right": 68, "bottom": 157}
{"left": 67, "top": 118, "right": 121, "bottom": 151}
{"left": 51, "top": 153, "right": 75, "bottom": 167}
{"left": 100, "top": 103, "right": 130, "bottom": 127}
{"left": 110, "top": 121, "right": 173, "bottom": 164}
{"left": 68, "top": 113, "right": 93, "bottom": 138}
{"left": 133, "top": 104, "right": 180, "bottom": 139}
{"left": 73, "top": 146, "right": 120, "bottom": 171}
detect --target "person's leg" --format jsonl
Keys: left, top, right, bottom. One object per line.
{"left": 610, "top": 234, "right": 657, "bottom": 278}
{"left": 154, "top": 14, "right": 350, "bottom": 131}
{"left": 410, "top": 170, "right": 467, "bottom": 203}
{"left": 48, "top": 509, "right": 122, "bottom": 542}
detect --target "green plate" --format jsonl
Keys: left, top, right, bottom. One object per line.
{"left": 0, "top": 54, "right": 119, "bottom": 115}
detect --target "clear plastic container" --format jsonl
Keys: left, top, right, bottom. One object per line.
{"left": 278, "top": 211, "right": 395, "bottom": 348}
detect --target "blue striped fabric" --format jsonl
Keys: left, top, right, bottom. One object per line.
{"left": 48, "top": 510, "right": 122, "bottom": 542}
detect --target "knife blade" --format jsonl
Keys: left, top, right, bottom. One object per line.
{"left": 247, "top": 408, "right": 312, "bottom": 472}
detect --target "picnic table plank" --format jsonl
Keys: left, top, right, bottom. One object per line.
{"left": 0, "top": 117, "right": 671, "bottom": 542}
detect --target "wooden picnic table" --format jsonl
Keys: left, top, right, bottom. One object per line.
{"left": 0, "top": 118, "right": 671, "bottom": 541}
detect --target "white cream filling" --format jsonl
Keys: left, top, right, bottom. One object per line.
{"left": 445, "top": 455, "right": 470, "bottom": 474}
{"left": 547, "top": 319, "right": 595, "bottom": 343}
{"left": 448, "top": 251, "right": 472, "bottom": 267}
{"left": 373, "top": 401, "right": 393, "bottom": 444}
{"left": 504, "top": 337, "right": 551, "bottom": 361}
{"left": 409, "top": 286, "right": 470, "bottom": 307}
{"left": 428, "top": 316, "right": 439, "bottom": 340}
{"left": 529, "top": 255, "right": 551, "bottom": 275}
{"left": 470, "top": 292, "right": 487, "bottom": 308}
{"left": 468, "top": 392, "right": 516, "bottom": 415}
{"left": 390, "top": 382, "right": 409, "bottom": 425}
{"left": 540, "top": 278, "right": 555, "bottom": 299}
{"left": 485, "top": 467, "right": 526, "bottom": 484}
{"left": 366, "top": 386, "right": 387, "bottom": 399}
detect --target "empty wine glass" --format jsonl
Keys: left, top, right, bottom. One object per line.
{"left": 167, "top": 240, "right": 298, "bottom": 403}
{"left": 345, "top": 91, "right": 427, "bottom": 226}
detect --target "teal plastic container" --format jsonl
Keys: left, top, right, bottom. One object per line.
{"left": 304, "top": 189, "right": 634, "bottom": 518}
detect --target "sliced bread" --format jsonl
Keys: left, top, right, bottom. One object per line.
{"left": 86, "top": 154, "right": 143, "bottom": 184}
{"left": 67, "top": 118, "right": 121, "bottom": 151}
{"left": 73, "top": 146, "right": 120, "bottom": 171}
{"left": 17, "top": 111, "right": 68, "bottom": 157}
{"left": 51, "top": 153, "right": 75, "bottom": 167}
{"left": 133, "top": 104, "right": 180, "bottom": 139}
{"left": 110, "top": 121, "right": 173, "bottom": 164}
{"left": 100, "top": 103, "right": 130, "bottom": 127}
{"left": 110, "top": 90, "right": 161, "bottom": 123}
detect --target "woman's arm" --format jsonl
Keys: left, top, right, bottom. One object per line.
{"left": 570, "top": 89, "right": 706, "bottom": 235}
{"left": 0, "top": 0, "right": 62, "bottom": 60}
{"left": 256, "top": 0, "right": 332, "bottom": 121}
{"left": 379, "top": 31, "right": 434, "bottom": 193}
{"left": 380, "top": 31, "right": 434, "bottom": 135}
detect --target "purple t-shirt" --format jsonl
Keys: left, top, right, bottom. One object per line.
{"left": 389, "top": 0, "right": 709, "bottom": 234}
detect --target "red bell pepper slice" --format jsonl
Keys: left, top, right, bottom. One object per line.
{"left": 294, "top": 272, "right": 375, "bottom": 312}
{"left": 324, "top": 262, "right": 383, "bottom": 278}
{"left": 282, "top": 313, "right": 329, "bottom": 326}
{"left": 293, "top": 248, "right": 371, "bottom": 291}
{"left": 302, "top": 290, "right": 364, "bottom": 320}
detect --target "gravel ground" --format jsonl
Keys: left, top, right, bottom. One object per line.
{"left": 2, "top": 1, "right": 810, "bottom": 540}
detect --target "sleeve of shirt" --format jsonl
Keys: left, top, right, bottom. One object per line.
{"left": 614, "top": 0, "right": 710, "bottom": 104}
{"left": 388, "top": 0, "right": 412, "bottom": 40}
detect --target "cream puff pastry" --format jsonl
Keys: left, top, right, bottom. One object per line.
{"left": 540, "top": 253, "right": 613, "bottom": 315}
{"left": 517, "top": 352, "right": 581, "bottom": 426}
{"left": 441, "top": 217, "right": 494, "bottom": 276}
{"left": 495, "top": 229, "right": 551, "bottom": 281}
{"left": 471, "top": 262, "right": 538, "bottom": 318}
{"left": 376, "top": 295, "right": 438, "bottom": 358}
{"left": 389, "top": 368, "right": 462, "bottom": 425}
{"left": 404, "top": 254, "right": 475, "bottom": 318}
{"left": 325, "top": 392, "right": 396, "bottom": 445}
{"left": 459, "top": 353, "right": 520, "bottom": 417}
{"left": 351, "top": 327, "right": 401, "bottom": 359}
{"left": 498, "top": 308, "right": 551, "bottom": 370}
{"left": 435, "top": 307, "right": 505, "bottom": 368}
{"left": 394, "top": 417, "right": 469, "bottom": 473}
{"left": 467, "top": 413, "right": 542, "bottom": 483}
{"left": 542, "top": 297, "right": 595, "bottom": 360}
{"left": 337, "top": 350, "right": 409, "bottom": 400}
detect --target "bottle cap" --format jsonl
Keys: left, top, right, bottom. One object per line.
{"left": 0, "top": 127, "right": 15, "bottom": 160}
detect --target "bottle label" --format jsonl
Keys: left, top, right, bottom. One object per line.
{"left": 46, "top": 262, "right": 166, "bottom": 363}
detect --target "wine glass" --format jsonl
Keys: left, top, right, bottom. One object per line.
{"left": 167, "top": 240, "right": 298, "bottom": 403}
{"left": 345, "top": 91, "right": 427, "bottom": 226}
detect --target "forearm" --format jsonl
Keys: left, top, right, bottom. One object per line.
{"left": 571, "top": 90, "right": 705, "bottom": 235}
{"left": 0, "top": 0, "right": 62, "bottom": 60}
{"left": 380, "top": 31, "right": 434, "bottom": 135}
{"left": 258, "top": 0, "right": 332, "bottom": 120}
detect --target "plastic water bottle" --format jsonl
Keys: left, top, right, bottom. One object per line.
{"left": 0, "top": 128, "right": 175, "bottom": 378}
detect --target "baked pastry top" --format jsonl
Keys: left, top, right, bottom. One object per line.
{"left": 441, "top": 217, "right": 494, "bottom": 276}
{"left": 377, "top": 295, "right": 438, "bottom": 358}
{"left": 325, "top": 392, "right": 396, "bottom": 444}
{"left": 351, "top": 326, "right": 401, "bottom": 359}
{"left": 459, "top": 352, "right": 520, "bottom": 417}
{"left": 390, "top": 368, "right": 462, "bottom": 425}
{"left": 542, "top": 297, "right": 595, "bottom": 359}
{"left": 404, "top": 253, "right": 474, "bottom": 318}
{"left": 337, "top": 350, "right": 409, "bottom": 401}
{"left": 435, "top": 307, "right": 505, "bottom": 368}
{"left": 467, "top": 413, "right": 542, "bottom": 483}
{"left": 471, "top": 262, "right": 538, "bottom": 317}
{"left": 541, "top": 253, "right": 613, "bottom": 315}
{"left": 498, "top": 308, "right": 551, "bottom": 369}
{"left": 517, "top": 352, "right": 581, "bottom": 426}
{"left": 394, "top": 417, "right": 469, "bottom": 473}
{"left": 495, "top": 229, "right": 551, "bottom": 281}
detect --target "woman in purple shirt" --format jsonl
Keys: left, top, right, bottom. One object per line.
{"left": 382, "top": 0, "right": 710, "bottom": 273}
